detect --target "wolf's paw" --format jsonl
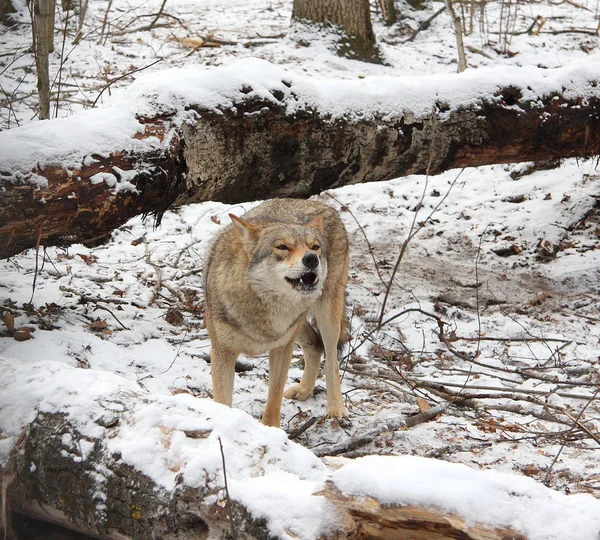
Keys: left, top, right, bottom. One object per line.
{"left": 327, "top": 403, "right": 348, "bottom": 418}
{"left": 284, "top": 384, "right": 313, "bottom": 401}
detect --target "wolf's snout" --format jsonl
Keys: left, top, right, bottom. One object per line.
{"left": 302, "top": 252, "right": 319, "bottom": 269}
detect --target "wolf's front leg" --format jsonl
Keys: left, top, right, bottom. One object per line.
{"left": 315, "top": 306, "right": 347, "bottom": 419}
{"left": 211, "top": 347, "right": 238, "bottom": 407}
{"left": 263, "top": 341, "right": 296, "bottom": 427}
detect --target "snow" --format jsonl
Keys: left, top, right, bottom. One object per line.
{"left": 3, "top": 56, "right": 600, "bottom": 179}
{"left": 332, "top": 455, "right": 600, "bottom": 540}
{"left": 2, "top": 0, "right": 600, "bottom": 538}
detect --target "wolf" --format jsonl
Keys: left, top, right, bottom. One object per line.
{"left": 203, "top": 198, "right": 349, "bottom": 427}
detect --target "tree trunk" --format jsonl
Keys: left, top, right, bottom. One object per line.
{"left": 32, "top": 0, "right": 52, "bottom": 119}
{"left": 1, "top": 63, "right": 600, "bottom": 260}
{"left": 444, "top": 0, "right": 467, "bottom": 72}
{"left": 47, "top": 0, "right": 56, "bottom": 53}
{"left": 292, "top": 0, "right": 383, "bottom": 63}
{"left": 0, "top": 0, "right": 15, "bottom": 24}
{"left": 381, "top": 0, "right": 397, "bottom": 26}
{"left": 406, "top": 0, "right": 425, "bottom": 11}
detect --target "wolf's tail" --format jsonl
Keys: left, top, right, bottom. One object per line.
{"left": 337, "top": 305, "right": 351, "bottom": 354}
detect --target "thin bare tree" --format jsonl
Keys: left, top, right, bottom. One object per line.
{"left": 32, "top": 0, "right": 53, "bottom": 119}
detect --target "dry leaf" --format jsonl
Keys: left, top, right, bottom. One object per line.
{"left": 165, "top": 309, "right": 184, "bottom": 326}
{"left": 178, "top": 37, "right": 205, "bottom": 48}
{"left": 417, "top": 397, "right": 432, "bottom": 412}
{"left": 210, "top": 215, "right": 221, "bottom": 225}
{"left": 77, "top": 253, "right": 97, "bottom": 265}
{"left": 14, "top": 327, "right": 34, "bottom": 341}
{"left": 89, "top": 319, "right": 108, "bottom": 331}
{"left": 3, "top": 312, "right": 15, "bottom": 333}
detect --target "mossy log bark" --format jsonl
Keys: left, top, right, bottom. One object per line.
{"left": 3, "top": 409, "right": 526, "bottom": 540}
{"left": 1, "top": 75, "right": 599, "bottom": 260}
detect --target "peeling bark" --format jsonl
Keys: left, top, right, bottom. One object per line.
{"left": 1, "top": 73, "right": 599, "bottom": 260}
{"left": 324, "top": 484, "right": 526, "bottom": 540}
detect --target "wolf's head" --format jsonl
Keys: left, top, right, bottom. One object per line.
{"left": 229, "top": 213, "right": 328, "bottom": 300}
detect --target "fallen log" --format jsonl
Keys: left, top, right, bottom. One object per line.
{"left": 1, "top": 59, "right": 600, "bottom": 259}
{"left": 2, "top": 360, "right": 600, "bottom": 539}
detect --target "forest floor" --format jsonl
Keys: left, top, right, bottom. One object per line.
{"left": 1, "top": 0, "right": 600, "bottom": 536}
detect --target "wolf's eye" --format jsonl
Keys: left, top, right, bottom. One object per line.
{"left": 276, "top": 244, "right": 289, "bottom": 251}
{"left": 311, "top": 244, "right": 320, "bottom": 250}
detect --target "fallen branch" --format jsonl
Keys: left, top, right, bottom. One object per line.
{"left": 544, "top": 389, "right": 600, "bottom": 484}
{"left": 408, "top": 378, "right": 599, "bottom": 402}
{"left": 312, "top": 404, "right": 447, "bottom": 457}
{"left": 3, "top": 61, "right": 600, "bottom": 259}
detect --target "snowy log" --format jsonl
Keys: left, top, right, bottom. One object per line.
{"left": 1, "top": 59, "right": 600, "bottom": 259}
{"left": 2, "top": 359, "right": 600, "bottom": 539}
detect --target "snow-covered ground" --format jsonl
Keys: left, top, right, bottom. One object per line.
{"left": 1, "top": 0, "right": 600, "bottom": 538}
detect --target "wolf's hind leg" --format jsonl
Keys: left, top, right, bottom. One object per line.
{"left": 263, "top": 341, "right": 296, "bottom": 427}
{"left": 284, "top": 320, "right": 323, "bottom": 402}
{"left": 210, "top": 347, "right": 237, "bottom": 407}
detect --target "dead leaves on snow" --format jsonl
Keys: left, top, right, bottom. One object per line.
{"left": 2, "top": 311, "right": 35, "bottom": 342}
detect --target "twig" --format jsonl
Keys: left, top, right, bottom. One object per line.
{"left": 456, "top": 335, "right": 573, "bottom": 344}
{"left": 288, "top": 416, "right": 319, "bottom": 440}
{"left": 377, "top": 168, "right": 464, "bottom": 328}
{"left": 93, "top": 304, "right": 129, "bottom": 330}
{"left": 76, "top": 0, "right": 89, "bottom": 41}
{"left": 59, "top": 286, "right": 131, "bottom": 305}
{"left": 324, "top": 192, "right": 386, "bottom": 287}
{"left": 91, "top": 57, "right": 163, "bottom": 107}
{"left": 54, "top": 5, "right": 71, "bottom": 118}
{"left": 562, "top": 409, "right": 600, "bottom": 446}
{"left": 144, "top": 240, "right": 163, "bottom": 306}
{"left": 28, "top": 228, "right": 43, "bottom": 305}
{"left": 474, "top": 223, "right": 495, "bottom": 357}
{"left": 138, "top": 330, "right": 189, "bottom": 382}
{"left": 411, "top": 378, "right": 599, "bottom": 401}
{"left": 218, "top": 436, "right": 238, "bottom": 540}
{"left": 147, "top": 0, "right": 168, "bottom": 30}
{"left": 405, "top": 402, "right": 448, "bottom": 427}
{"left": 405, "top": 7, "right": 445, "bottom": 43}
{"left": 312, "top": 405, "right": 446, "bottom": 457}
{"left": 544, "top": 389, "right": 600, "bottom": 485}
{"left": 98, "top": 0, "right": 114, "bottom": 45}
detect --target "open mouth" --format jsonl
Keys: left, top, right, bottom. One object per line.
{"left": 285, "top": 272, "right": 318, "bottom": 291}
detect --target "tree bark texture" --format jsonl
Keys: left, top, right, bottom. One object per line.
{"left": 47, "top": 0, "right": 56, "bottom": 53}
{"left": 1, "top": 69, "right": 600, "bottom": 260}
{"left": 0, "top": 0, "right": 15, "bottom": 24}
{"left": 32, "top": 0, "right": 52, "bottom": 120}
{"left": 292, "top": 0, "right": 382, "bottom": 63}
{"left": 2, "top": 411, "right": 528, "bottom": 540}
{"left": 444, "top": 0, "right": 467, "bottom": 72}
{"left": 2, "top": 411, "right": 278, "bottom": 539}
{"left": 382, "top": 0, "right": 397, "bottom": 26}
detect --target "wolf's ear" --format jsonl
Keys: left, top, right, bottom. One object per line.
{"left": 229, "top": 214, "right": 260, "bottom": 252}
{"left": 307, "top": 215, "right": 323, "bottom": 233}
